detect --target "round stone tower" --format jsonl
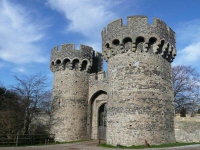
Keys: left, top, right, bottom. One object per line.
{"left": 50, "top": 44, "right": 94, "bottom": 142}
{"left": 102, "top": 16, "right": 176, "bottom": 146}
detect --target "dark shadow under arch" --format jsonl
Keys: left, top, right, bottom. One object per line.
{"left": 72, "top": 59, "right": 79, "bottom": 70}
{"left": 123, "top": 37, "right": 132, "bottom": 44}
{"left": 81, "top": 60, "right": 88, "bottom": 71}
{"left": 63, "top": 58, "right": 70, "bottom": 69}
{"left": 98, "top": 103, "right": 107, "bottom": 140}
{"left": 89, "top": 90, "right": 107, "bottom": 105}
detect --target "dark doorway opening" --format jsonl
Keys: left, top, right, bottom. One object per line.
{"left": 98, "top": 103, "right": 106, "bottom": 140}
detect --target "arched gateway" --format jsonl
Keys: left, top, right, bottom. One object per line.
{"left": 88, "top": 90, "right": 107, "bottom": 140}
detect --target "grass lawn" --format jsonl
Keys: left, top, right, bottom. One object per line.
{"left": 100, "top": 142, "right": 200, "bottom": 149}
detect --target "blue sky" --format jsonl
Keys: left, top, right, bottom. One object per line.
{"left": 0, "top": 0, "right": 200, "bottom": 88}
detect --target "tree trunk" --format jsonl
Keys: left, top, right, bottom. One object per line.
{"left": 24, "top": 121, "right": 29, "bottom": 134}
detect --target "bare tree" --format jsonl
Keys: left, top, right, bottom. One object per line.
{"left": 11, "top": 74, "right": 48, "bottom": 134}
{"left": 28, "top": 90, "right": 52, "bottom": 135}
{"left": 35, "top": 90, "right": 52, "bottom": 134}
{"left": 40, "top": 90, "right": 52, "bottom": 115}
{"left": 172, "top": 65, "right": 200, "bottom": 114}
{"left": 0, "top": 86, "right": 24, "bottom": 135}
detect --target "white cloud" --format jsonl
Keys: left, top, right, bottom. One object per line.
{"left": 173, "top": 20, "right": 200, "bottom": 67}
{"left": 0, "top": 0, "right": 47, "bottom": 64}
{"left": 12, "top": 67, "right": 27, "bottom": 74}
{"left": 46, "top": 0, "right": 118, "bottom": 39}
{"left": 177, "top": 20, "right": 200, "bottom": 45}
{"left": 46, "top": 0, "right": 141, "bottom": 53}
{"left": 174, "top": 42, "right": 200, "bottom": 66}
{"left": 180, "top": 42, "right": 200, "bottom": 62}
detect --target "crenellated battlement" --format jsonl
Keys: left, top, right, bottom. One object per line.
{"left": 50, "top": 44, "right": 95, "bottom": 72}
{"left": 51, "top": 44, "right": 94, "bottom": 62}
{"left": 102, "top": 16, "right": 176, "bottom": 62}
{"left": 102, "top": 16, "right": 175, "bottom": 41}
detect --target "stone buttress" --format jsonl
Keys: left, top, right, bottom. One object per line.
{"left": 50, "top": 44, "right": 102, "bottom": 142}
{"left": 102, "top": 16, "right": 176, "bottom": 146}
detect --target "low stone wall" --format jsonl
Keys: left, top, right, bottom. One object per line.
{"left": 174, "top": 114, "right": 200, "bottom": 143}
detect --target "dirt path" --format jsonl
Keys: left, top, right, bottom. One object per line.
{"left": 1, "top": 140, "right": 200, "bottom": 150}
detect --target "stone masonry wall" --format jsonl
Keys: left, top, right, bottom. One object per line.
{"left": 175, "top": 114, "right": 200, "bottom": 143}
{"left": 106, "top": 51, "right": 175, "bottom": 146}
{"left": 88, "top": 71, "right": 108, "bottom": 102}
{"left": 51, "top": 69, "right": 89, "bottom": 142}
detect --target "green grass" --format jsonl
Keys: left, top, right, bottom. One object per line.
{"left": 100, "top": 142, "right": 200, "bottom": 149}
{"left": 1, "top": 140, "right": 200, "bottom": 149}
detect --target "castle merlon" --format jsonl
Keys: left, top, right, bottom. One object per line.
{"left": 153, "top": 18, "right": 175, "bottom": 37}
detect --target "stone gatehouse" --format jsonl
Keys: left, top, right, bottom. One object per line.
{"left": 50, "top": 15, "right": 177, "bottom": 146}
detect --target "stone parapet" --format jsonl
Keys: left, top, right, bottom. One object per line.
{"left": 50, "top": 44, "right": 94, "bottom": 72}
{"left": 102, "top": 16, "right": 176, "bottom": 62}
{"left": 89, "top": 71, "right": 108, "bottom": 81}
{"left": 51, "top": 44, "right": 94, "bottom": 61}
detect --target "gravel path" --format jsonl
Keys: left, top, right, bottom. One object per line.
{"left": 1, "top": 140, "right": 200, "bottom": 150}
